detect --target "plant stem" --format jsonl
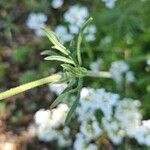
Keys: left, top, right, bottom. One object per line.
{"left": 0, "top": 70, "right": 111, "bottom": 101}
{"left": 77, "top": 32, "right": 82, "bottom": 65}
{"left": 0, "top": 73, "right": 63, "bottom": 100}
{"left": 86, "top": 71, "right": 112, "bottom": 78}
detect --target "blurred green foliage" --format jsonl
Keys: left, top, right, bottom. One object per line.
{"left": 0, "top": 0, "right": 150, "bottom": 149}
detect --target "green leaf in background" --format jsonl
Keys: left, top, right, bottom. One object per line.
{"left": 41, "top": 50, "right": 60, "bottom": 56}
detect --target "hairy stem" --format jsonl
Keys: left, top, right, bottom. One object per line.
{"left": 86, "top": 71, "right": 112, "bottom": 78}
{"left": 0, "top": 73, "right": 63, "bottom": 100}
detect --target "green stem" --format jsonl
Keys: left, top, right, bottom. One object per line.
{"left": 0, "top": 73, "right": 63, "bottom": 100}
{"left": 0, "top": 70, "right": 111, "bottom": 101}
{"left": 77, "top": 32, "right": 82, "bottom": 65}
{"left": 86, "top": 71, "right": 112, "bottom": 78}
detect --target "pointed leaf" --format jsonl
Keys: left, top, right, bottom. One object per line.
{"left": 65, "top": 92, "right": 80, "bottom": 125}
{"left": 44, "top": 56, "right": 75, "bottom": 65}
{"left": 50, "top": 88, "right": 78, "bottom": 108}
{"left": 65, "top": 79, "right": 83, "bottom": 124}
{"left": 42, "top": 28, "right": 70, "bottom": 55}
{"left": 41, "top": 50, "right": 59, "bottom": 56}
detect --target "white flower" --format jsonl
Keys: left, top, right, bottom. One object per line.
{"left": 115, "top": 99, "right": 142, "bottom": 137}
{"left": 147, "top": 58, "right": 150, "bottom": 66}
{"left": 102, "top": 0, "right": 117, "bottom": 9}
{"left": 34, "top": 104, "right": 70, "bottom": 145}
{"left": 84, "top": 25, "right": 96, "bottom": 41}
{"left": 126, "top": 71, "right": 136, "bottom": 83}
{"left": 55, "top": 25, "right": 73, "bottom": 43}
{"left": 26, "top": 12, "right": 47, "bottom": 36}
{"left": 37, "top": 126, "right": 57, "bottom": 142}
{"left": 57, "top": 128, "right": 72, "bottom": 147}
{"left": 134, "top": 123, "right": 150, "bottom": 146}
{"left": 64, "top": 5, "right": 89, "bottom": 27}
{"left": 95, "top": 88, "right": 119, "bottom": 119}
{"left": 109, "top": 60, "right": 129, "bottom": 84}
{"left": 80, "top": 119, "right": 102, "bottom": 140}
{"left": 48, "top": 83, "right": 67, "bottom": 95}
{"left": 90, "top": 59, "right": 103, "bottom": 72}
{"left": 76, "top": 106, "right": 95, "bottom": 122}
{"left": 34, "top": 109, "right": 51, "bottom": 126}
{"left": 50, "top": 103, "right": 69, "bottom": 127}
{"left": 142, "top": 120, "right": 150, "bottom": 128}
{"left": 79, "top": 87, "right": 99, "bottom": 111}
{"left": 64, "top": 4, "right": 89, "bottom": 36}
{"left": 69, "top": 24, "right": 79, "bottom": 34}
{"left": 102, "top": 118, "right": 124, "bottom": 144}
{"left": 73, "top": 133, "right": 98, "bottom": 150}
{"left": 51, "top": 0, "right": 64, "bottom": 9}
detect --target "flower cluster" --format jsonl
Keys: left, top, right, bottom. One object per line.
{"left": 54, "top": 25, "right": 74, "bottom": 44}
{"left": 48, "top": 82, "right": 67, "bottom": 95}
{"left": 55, "top": 4, "right": 96, "bottom": 43}
{"left": 109, "top": 60, "right": 135, "bottom": 84}
{"left": 34, "top": 104, "right": 71, "bottom": 147}
{"left": 147, "top": 58, "right": 150, "bottom": 66}
{"left": 33, "top": 87, "right": 150, "bottom": 149}
{"left": 101, "top": 0, "right": 117, "bottom": 9}
{"left": 134, "top": 120, "right": 150, "bottom": 146}
{"left": 26, "top": 13, "right": 47, "bottom": 36}
{"left": 51, "top": 0, "right": 64, "bottom": 9}
{"left": 90, "top": 59, "right": 103, "bottom": 72}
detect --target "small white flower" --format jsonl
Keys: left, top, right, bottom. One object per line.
{"left": 34, "top": 104, "right": 70, "bottom": 145}
{"left": 102, "top": 0, "right": 117, "bottom": 9}
{"left": 55, "top": 25, "right": 73, "bottom": 43}
{"left": 109, "top": 60, "right": 129, "bottom": 84}
{"left": 48, "top": 83, "right": 67, "bottom": 95}
{"left": 147, "top": 58, "right": 150, "bottom": 66}
{"left": 142, "top": 120, "right": 150, "bottom": 128}
{"left": 51, "top": 0, "right": 64, "bottom": 9}
{"left": 90, "top": 59, "right": 103, "bottom": 72}
{"left": 115, "top": 99, "right": 142, "bottom": 137}
{"left": 126, "top": 71, "right": 136, "bottom": 83}
{"left": 84, "top": 25, "right": 96, "bottom": 41}
{"left": 76, "top": 106, "right": 95, "bottom": 122}
{"left": 73, "top": 133, "right": 98, "bottom": 150}
{"left": 57, "top": 133, "right": 72, "bottom": 147}
{"left": 80, "top": 119, "right": 102, "bottom": 140}
{"left": 34, "top": 109, "right": 51, "bottom": 125}
{"left": 102, "top": 118, "right": 124, "bottom": 144}
{"left": 64, "top": 5, "right": 89, "bottom": 27}
{"left": 37, "top": 126, "right": 57, "bottom": 142}
{"left": 26, "top": 12, "right": 47, "bottom": 36}
{"left": 50, "top": 104, "right": 69, "bottom": 127}
{"left": 134, "top": 124, "right": 150, "bottom": 146}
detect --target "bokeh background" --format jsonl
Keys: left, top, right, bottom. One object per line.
{"left": 0, "top": 0, "right": 150, "bottom": 150}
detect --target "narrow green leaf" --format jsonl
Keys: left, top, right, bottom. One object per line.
{"left": 81, "top": 17, "right": 93, "bottom": 32}
{"left": 61, "top": 64, "right": 76, "bottom": 74}
{"left": 65, "top": 92, "right": 80, "bottom": 125}
{"left": 44, "top": 56, "right": 75, "bottom": 65}
{"left": 50, "top": 79, "right": 76, "bottom": 108}
{"left": 76, "top": 17, "right": 93, "bottom": 65}
{"left": 65, "top": 79, "right": 83, "bottom": 124}
{"left": 41, "top": 50, "right": 59, "bottom": 56}
{"left": 42, "top": 28, "right": 70, "bottom": 55}
{"left": 50, "top": 88, "right": 78, "bottom": 108}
